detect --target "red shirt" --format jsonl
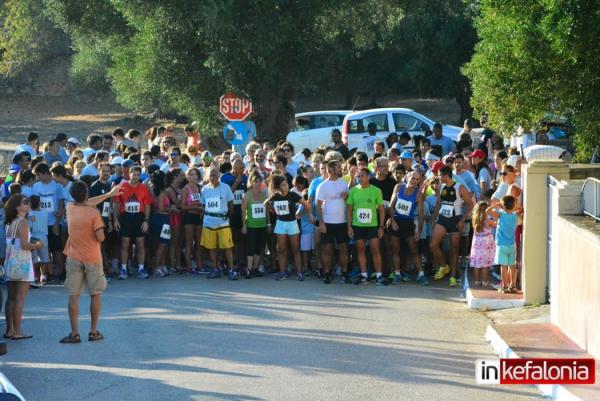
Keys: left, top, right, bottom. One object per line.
{"left": 117, "top": 181, "right": 152, "bottom": 214}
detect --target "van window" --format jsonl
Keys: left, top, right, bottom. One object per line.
{"left": 392, "top": 113, "right": 422, "bottom": 131}
{"left": 294, "top": 117, "right": 311, "bottom": 131}
{"left": 310, "top": 114, "right": 345, "bottom": 129}
{"left": 348, "top": 114, "right": 388, "bottom": 134}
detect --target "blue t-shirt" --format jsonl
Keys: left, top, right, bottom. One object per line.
{"left": 476, "top": 168, "right": 492, "bottom": 198}
{"left": 496, "top": 210, "right": 518, "bottom": 246}
{"left": 29, "top": 210, "right": 48, "bottom": 237}
{"left": 456, "top": 170, "right": 478, "bottom": 197}
{"left": 308, "top": 176, "right": 324, "bottom": 219}
{"left": 200, "top": 183, "right": 234, "bottom": 228}
{"left": 32, "top": 180, "right": 62, "bottom": 225}
{"left": 429, "top": 135, "right": 456, "bottom": 156}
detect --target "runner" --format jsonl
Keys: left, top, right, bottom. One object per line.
{"left": 389, "top": 171, "right": 428, "bottom": 285}
{"left": 430, "top": 166, "right": 474, "bottom": 287}
{"left": 113, "top": 166, "right": 152, "bottom": 280}
{"left": 221, "top": 159, "right": 248, "bottom": 269}
{"left": 181, "top": 168, "right": 203, "bottom": 273}
{"left": 316, "top": 160, "right": 349, "bottom": 284}
{"left": 200, "top": 167, "right": 235, "bottom": 279}
{"left": 346, "top": 168, "right": 386, "bottom": 285}
{"left": 149, "top": 171, "right": 172, "bottom": 277}
{"left": 241, "top": 172, "right": 269, "bottom": 279}
{"left": 88, "top": 162, "right": 115, "bottom": 275}
{"left": 266, "top": 174, "right": 313, "bottom": 281}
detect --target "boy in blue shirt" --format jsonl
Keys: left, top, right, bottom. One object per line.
{"left": 486, "top": 195, "right": 521, "bottom": 293}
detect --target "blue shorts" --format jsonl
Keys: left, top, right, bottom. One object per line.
{"left": 494, "top": 244, "right": 516, "bottom": 266}
{"left": 152, "top": 213, "right": 172, "bottom": 245}
{"left": 274, "top": 220, "right": 300, "bottom": 236}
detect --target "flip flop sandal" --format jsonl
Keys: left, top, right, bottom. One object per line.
{"left": 3, "top": 334, "right": 12, "bottom": 339}
{"left": 12, "top": 334, "right": 33, "bottom": 340}
{"left": 88, "top": 331, "right": 104, "bottom": 342}
{"left": 60, "top": 333, "right": 81, "bottom": 344}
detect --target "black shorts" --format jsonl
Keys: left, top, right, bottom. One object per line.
{"left": 230, "top": 207, "right": 243, "bottom": 229}
{"left": 182, "top": 212, "right": 202, "bottom": 226}
{"left": 321, "top": 223, "right": 349, "bottom": 245}
{"left": 436, "top": 215, "right": 461, "bottom": 234}
{"left": 352, "top": 226, "right": 378, "bottom": 241}
{"left": 247, "top": 227, "right": 267, "bottom": 256}
{"left": 47, "top": 225, "right": 62, "bottom": 252}
{"left": 119, "top": 213, "right": 145, "bottom": 238}
{"left": 391, "top": 219, "right": 416, "bottom": 239}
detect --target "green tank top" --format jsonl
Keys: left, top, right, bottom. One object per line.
{"left": 245, "top": 192, "right": 268, "bottom": 228}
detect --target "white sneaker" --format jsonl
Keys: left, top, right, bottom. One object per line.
{"left": 118, "top": 269, "right": 128, "bottom": 280}
{"left": 257, "top": 265, "right": 266, "bottom": 274}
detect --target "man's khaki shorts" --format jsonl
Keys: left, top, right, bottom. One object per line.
{"left": 65, "top": 257, "right": 107, "bottom": 296}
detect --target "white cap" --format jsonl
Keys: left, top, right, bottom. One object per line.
{"left": 110, "top": 156, "right": 124, "bottom": 166}
{"left": 506, "top": 155, "right": 520, "bottom": 167}
{"left": 67, "top": 137, "right": 81, "bottom": 146}
{"left": 201, "top": 150, "right": 213, "bottom": 160}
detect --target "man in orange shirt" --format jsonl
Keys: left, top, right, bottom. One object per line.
{"left": 60, "top": 181, "right": 121, "bottom": 344}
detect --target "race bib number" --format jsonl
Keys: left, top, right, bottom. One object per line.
{"left": 357, "top": 208, "right": 373, "bottom": 224}
{"left": 125, "top": 201, "right": 141, "bottom": 214}
{"left": 395, "top": 199, "right": 412, "bottom": 216}
{"left": 233, "top": 190, "right": 244, "bottom": 205}
{"left": 205, "top": 197, "right": 221, "bottom": 213}
{"left": 440, "top": 204, "right": 454, "bottom": 218}
{"left": 190, "top": 193, "right": 201, "bottom": 203}
{"left": 101, "top": 202, "right": 111, "bottom": 218}
{"left": 251, "top": 204, "right": 266, "bottom": 219}
{"left": 273, "top": 200, "right": 290, "bottom": 216}
{"left": 160, "top": 224, "right": 171, "bottom": 240}
{"left": 40, "top": 196, "right": 54, "bottom": 212}
{"left": 383, "top": 200, "right": 390, "bottom": 209}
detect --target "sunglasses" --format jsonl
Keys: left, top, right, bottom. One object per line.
{"left": 501, "top": 171, "right": 513, "bottom": 176}
{"left": 170, "top": 153, "right": 180, "bottom": 157}
{"left": 283, "top": 148, "right": 291, "bottom": 152}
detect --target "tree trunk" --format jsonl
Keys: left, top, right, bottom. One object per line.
{"left": 456, "top": 77, "right": 473, "bottom": 125}
{"left": 255, "top": 90, "right": 296, "bottom": 144}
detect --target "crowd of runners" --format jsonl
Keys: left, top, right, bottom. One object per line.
{"left": 1, "top": 122, "right": 525, "bottom": 294}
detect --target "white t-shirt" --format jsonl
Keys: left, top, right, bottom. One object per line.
{"left": 160, "top": 162, "right": 188, "bottom": 173}
{"left": 316, "top": 178, "right": 348, "bottom": 224}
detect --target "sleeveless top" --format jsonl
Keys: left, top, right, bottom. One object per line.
{"left": 6, "top": 217, "right": 34, "bottom": 282}
{"left": 439, "top": 182, "right": 463, "bottom": 218}
{"left": 245, "top": 191, "right": 268, "bottom": 228}
{"left": 394, "top": 184, "right": 418, "bottom": 220}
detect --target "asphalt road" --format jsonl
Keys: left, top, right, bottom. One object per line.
{"left": 0, "top": 275, "right": 541, "bottom": 401}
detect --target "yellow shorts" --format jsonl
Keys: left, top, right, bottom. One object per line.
{"left": 200, "top": 226, "right": 233, "bottom": 250}
{"left": 65, "top": 258, "right": 107, "bottom": 296}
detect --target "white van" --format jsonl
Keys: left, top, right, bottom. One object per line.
{"left": 286, "top": 110, "right": 352, "bottom": 151}
{"left": 341, "top": 108, "right": 462, "bottom": 156}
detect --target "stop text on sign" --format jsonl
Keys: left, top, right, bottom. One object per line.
{"left": 220, "top": 91, "right": 252, "bottom": 121}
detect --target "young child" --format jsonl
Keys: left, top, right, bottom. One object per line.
{"left": 28, "top": 195, "right": 50, "bottom": 285}
{"left": 486, "top": 195, "right": 519, "bottom": 293}
{"left": 470, "top": 201, "right": 495, "bottom": 288}
{"left": 294, "top": 175, "right": 314, "bottom": 277}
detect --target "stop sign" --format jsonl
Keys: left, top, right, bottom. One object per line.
{"left": 219, "top": 91, "right": 252, "bottom": 121}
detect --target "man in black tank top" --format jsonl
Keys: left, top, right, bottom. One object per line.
{"left": 430, "top": 166, "right": 473, "bottom": 287}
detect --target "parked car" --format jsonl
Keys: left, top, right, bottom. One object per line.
{"left": 341, "top": 108, "right": 462, "bottom": 156}
{"left": 286, "top": 110, "right": 352, "bottom": 151}
{"left": 0, "top": 372, "right": 25, "bottom": 400}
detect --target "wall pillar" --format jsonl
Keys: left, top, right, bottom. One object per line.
{"left": 521, "top": 160, "right": 570, "bottom": 304}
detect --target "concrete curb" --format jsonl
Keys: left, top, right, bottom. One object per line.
{"left": 464, "top": 267, "right": 526, "bottom": 310}
{"left": 485, "top": 325, "right": 585, "bottom": 401}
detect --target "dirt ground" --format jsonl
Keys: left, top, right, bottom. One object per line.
{"left": 0, "top": 94, "right": 461, "bottom": 151}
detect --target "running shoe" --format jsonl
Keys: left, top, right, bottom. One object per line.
{"left": 245, "top": 269, "right": 253, "bottom": 279}
{"left": 375, "top": 275, "right": 387, "bottom": 286}
{"left": 353, "top": 275, "right": 368, "bottom": 285}
{"left": 387, "top": 272, "right": 395, "bottom": 281}
{"left": 137, "top": 269, "right": 150, "bottom": 279}
{"left": 207, "top": 268, "right": 222, "bottom": 279}
{"left": 297, "top": 272, "right": 304, "bottom": 282}
{"left": 340, "top": 273, "right": 351, "bottom": 284}
{"left": 392, "top": 273, "right": 402, "bottom": 285}
{"left": 433, "top": 265, "right": 450, "bottom": 280}
{"left": 169, "top": 267, "right": 179, "bottom": 275}
{"left": 118, "top": 269, "right": 128, "bottom": 280}
{"left": 400, "top": 271, "right": 411, "bottom": 282}
{"left": 416, "top": 273, "right": 429, "bottom": 286}
{"left": 274, "top": 271, "right": 288, "bottom": 281}
{"left": 323, "top": 272, "right": 332, "bottom": 284}
{"left": 228, "top": 269, "right": 239, "bottom": 281}
{"left": 448, "top": 276, "right": 458, "bottom": 287}
{"left": 152, "top": 269, "right": 164, "bottom": 278}
{"left": 334, "top": 265, "right": 342, "bottom": 276}
{"left": 190, "top": 268, "right": 200, "bottom": 276}
{"left": 159, "top": 266, "right": 169, "bottom": 276}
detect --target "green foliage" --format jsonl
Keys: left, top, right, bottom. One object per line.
{"left": 464, "top": 0, "right": 600, "bottom": 160}
{"left": 0, "top": 0, "right": 69, "bottom": 78}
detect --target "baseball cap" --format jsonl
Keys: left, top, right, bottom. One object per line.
{"left": 469, "top": 149, "right": 486, "bottom": 160}
{"left": 67, "top": 137, "right": 81, "bottom": 146}
{"left": 507, "top": 154, "right": 520, "bottom": 167}
{"left": 400, "top": 150, "right": 413, "bottom": 160}
{"left": 201, "top": 150, "right": 213, "bottom": 160}
{"left": 9, "top": 164, "right": 21, "bottom": 174}
{"left": 110, "top": 156, "right": 124, "bottom": 166}
{"left": 442, "top": 154, "right": 456, "bottom": 163}
{"left": 412, "top": 162, "right": 424, "bottom": 173}
{"left": 431, "top": 161, "right": 446, "bottom": 174}
{"left": 122, "top": 159, "right": 135, "bottom": 168}
{"left": 425, "top": 152, "right": 440, "bottom": 162}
